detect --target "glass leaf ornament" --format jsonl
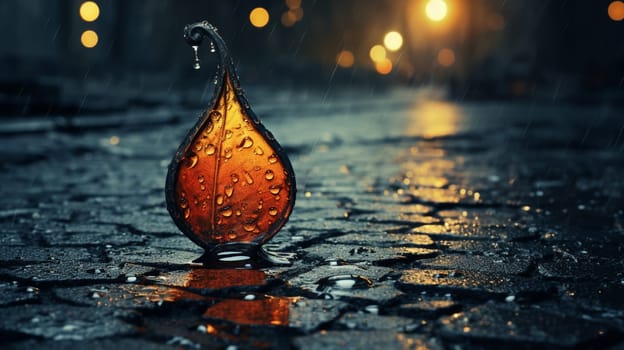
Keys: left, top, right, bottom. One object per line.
{"left": 165, "top": 21, "right": 296, "bottom": 264}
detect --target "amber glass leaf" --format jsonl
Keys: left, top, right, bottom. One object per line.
{"left": 166, "top": 71, "right": 295, "bottom": 250}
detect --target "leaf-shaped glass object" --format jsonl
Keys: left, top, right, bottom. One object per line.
{"left": 165, "top": 21, "right": 296, "bottom": 264}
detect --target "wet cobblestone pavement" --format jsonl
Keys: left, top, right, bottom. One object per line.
{"left": 1, "top": 89, "right": 624, "bottom": 349}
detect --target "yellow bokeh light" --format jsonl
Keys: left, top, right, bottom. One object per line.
{"left": 425, "top": 0, "right": 448, "bottom": 22}
{"left": 249, "top": 7, "right": 270, "bottom": 28}
{"left": 437, "top": 48, "right": 455, "bottom": 67}
{"left": 375, "top": 58, "right": 393, "bottom": 75}
{"left": 383, "top": 31, "right": 403, "bottom": 51}
{"left": 369, "top": 45, "right": 386, "bottom": 63}
{"left": 80, "top": 30, "right": 98, "bottom": 48}
{"left": 79, "top": 1, "right": 100, "bottom": 22}
{"left": 336, "top": 50, "right": 354, "bottom": 68}
{"left": 608, "top": 1, "right": 624, "bottom": 21}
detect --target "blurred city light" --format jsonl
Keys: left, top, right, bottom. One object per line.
{"left": 249, "top": 7, "right": 270, "bottom": 28}
{"left": 80, "top": 30, "right": 99, "bottom": 48}
{"left": 425, "top": 0, "right": 448, "bottom": 22}
{"left": 608, "top": 1, "right": 624, "bottom": 21}
{"left": 437, "top": 48, "right": 455, "bottom": 67}
{"left": 375, "top": 58, "right": 393, "bottom": 75}
{"left": 383, "top": 31, "right": 403, "bottom": 51}
{"left": 369, "top": 45, "right": 387, "bottom": 63}
{"left": 336, "top": 50, "right": 355, "bottom": 68}
{"left": 79, "top": 1, "right": 100, "bottom": 22}
{"left": 281, "top": 11, "right": 296, "bottom": 27}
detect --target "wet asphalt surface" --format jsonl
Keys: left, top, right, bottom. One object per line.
{"left": 1, "top": 88, "right": 623, "bottom": 349}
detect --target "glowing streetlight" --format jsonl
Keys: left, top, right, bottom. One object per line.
{"left": 383, "top": 31, "right": 403, "bottom": 51}
{"left": 425, "top": 0, "right": 448, "bottom": 22}
{"left": 249, "top": 7, "right": 270, "bottom": 28}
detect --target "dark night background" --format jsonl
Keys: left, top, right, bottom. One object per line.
{"left": 2, "top": 0, "right": 624, "bottom": 115}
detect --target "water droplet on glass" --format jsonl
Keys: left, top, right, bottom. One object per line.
{"left": 200, "top": 184, "right": 206, "bottom": 191}
{"left": 225, "top": 184, "right": 234, "bottom": 197}
{"left": 193, "top": 141, "right": 203, "bottom": 152}
{"left": 225, "top": 130, "right": 233, "bottom": 139}
{"left": 227, "top": 231, "right": 237, "bottom": 239}
{"left": 216, "top": 194, "right": 224, "bottom": 205}
{"left": 209, "top": 110, "right": 221, "bottom": 121}
{"left": 205, "top": 144, "right": 216, "bottom": 155}
{"left": 184, "top": 208, "right": 191, "bottom": 219}
{"left": 235, "top": 209, "right": 242, "bottom": 217}
{"left": 180, "top": 198, "right": 188, "bottom": 209}
{"left": 220, "top": 206, "right": 233, "bottom": 217}
{"left": 268, "top": 207, "right": 278, "bottom": 216}
{"left": 243, "top": 221, "right": 257, "bottom": 232}
{"left": 265, "top": 170, "right": 275, "bottom": 181}
{"left": 268, "top": 154, "right": 278, "bottom": 164}
{"left": 231, "top": 173, "right": 239, "bottom": 183}
{"left": 238, "top": 136, "right": 253, "bottom": 149}
{"left": 223, "top": 147, "right": 233, "bottom": 159}
{"left": 269, "top": 185, "right": 281, "bottom": 195}
{"left": 185, "top": 154, "right": 199, "bottom": 168}
{"left": 210, "top": 41, "right": 216, "bottom": 53}
{"left": 244, "top": 171, "right": 254, "bottom": 184}
{"left": 258, "top": 199, "right": 264, "bottom": 210}
{"left": 198, "top": 175, "right": 205, "bottom": 183}
{"left": 126, "top": 276, "right": 137, "bottom": 283}
{"left": 254, "top": 147, "right": 264, "bottom": 155}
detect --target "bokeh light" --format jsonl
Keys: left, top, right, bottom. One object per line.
{"left": 285, "top": 0, "right": 302, "bottom": 10}
{"left": 336, "top": 50, "right": 354, "bottom": 68}
{"left": 281, "top": 11, "right": 296, "bottom": 27}
{"left": 383, "top": 31, "right": 403, "bottom": 51}
{"left": 369, "top": 45, "right": 386, "bottom": 63}
{"left": 79, "top": 1, "right": 100, "bottom": 22}
{"left": 375, "top": 58, "right": 393, "bottom": 75}
{"left": 608, "top": 1, "right": 624, "bottom": 21}
{"left": 80, "top": 30, "right": 99, "bottom": 48}
{"left": 425, "top": 0, "right": 448, "bottom": 22}
{"left": 437, "top": 48, "right": 455, "bottom": 67}
{"left": 249, "top": 7, "right": 270, "bottom": 28}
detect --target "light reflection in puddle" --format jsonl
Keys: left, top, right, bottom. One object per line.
{"left": 202, "top": 296, "right": 295, "bottom": 326}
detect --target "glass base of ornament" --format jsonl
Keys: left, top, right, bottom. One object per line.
{"left": 193, "top": 242, "right": 294, "bottom": 267}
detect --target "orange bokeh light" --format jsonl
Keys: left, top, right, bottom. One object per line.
{"left": 336, "top": 50, "right": 355, "bottom": 68}
{"left": 437, "top": 48, "right": 455, "bottom": 67}
{"left": 249, "top": 7, "right": 270, "bottom": 28}
{"left": 375, "top": 58, "right": 393, "bottom": 75}
{"left": 608, "top": 1, "right": 624, "bottom": 21}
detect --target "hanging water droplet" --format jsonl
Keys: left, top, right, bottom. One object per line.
{"left": 238, "top": 136, "right": 254, "bottom": 149}
{"left": 224, "top": 184, "right": 234, "bottom": 197}
{"left": 265, "top": 170, "right": 275, "bottom": 181}
{"left": 244, "top": 171, "right": 254, "bottom": 184}
{"left": 191, "top": 45, "right": 201, "bottom": 69}
{"left": 268, "top": 207, "right": 278, "bottom": 216}
{"left": 205, "top": 144, "right": 216, "bottom": 155}
{"left": 268, "top": 154, "right": 278, "bottom": 164}
{"left": 216, "top": 194, "right": 224, "bottom": 205}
